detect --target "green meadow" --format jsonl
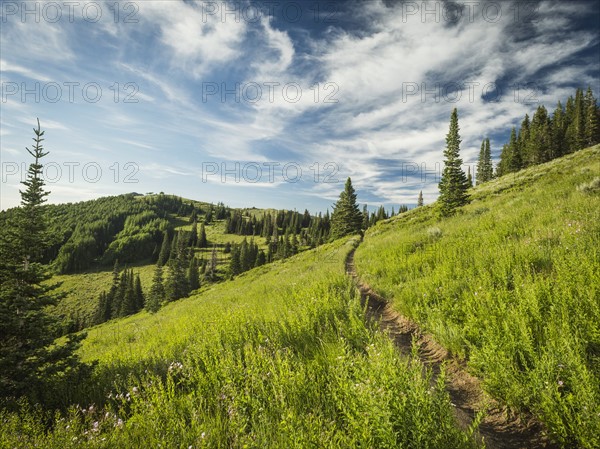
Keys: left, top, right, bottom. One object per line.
{"left": 355, "top": 145, "right": 600, "bottom": 448}
{"left": 1, "top": 238, "right": 477, "bottom": 448}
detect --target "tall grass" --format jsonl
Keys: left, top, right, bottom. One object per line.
{"left": 1, "top": 238, "right": 478, "bottom": 448}
{"left": 355, "top": 145, "right": 600, "bottom": 448}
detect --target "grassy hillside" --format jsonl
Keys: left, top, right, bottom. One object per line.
{"left": 355, "top": 145, "right": 600, "bottom": 447}
{"left": 1, "top": 238, "right": 478, "bottom": 448}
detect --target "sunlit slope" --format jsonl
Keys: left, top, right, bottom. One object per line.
{"left": 0, "top": 238, "right": 481, "bottom": 448}
{"left": 355, "top": 145, "right": 600, "bottom": 448}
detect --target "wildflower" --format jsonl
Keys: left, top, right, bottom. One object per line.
{"left": 132, "top": 386, "right": 139, "bottom": 394}
{"left": 201, "top": 432, "right": 206, "bottom": 439}
{"left": 558, "top": 380, "right": 564, "bottom": 387}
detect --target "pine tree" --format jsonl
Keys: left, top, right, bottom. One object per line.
{"left": 467, "top": 167, "right": 473, "bottom": 187}
{"left": 417, "top": 190, "right": 424, "bottom": 206}
{"left": 438, "top": 108, "right": 470, "bottom": 216}
{"left": 188, "top": 257, "right": 200, "bottom": 291}
{"left": 584, "top": 86, "right": 599, "bottom": 146}
{"left": 330, "top": 177, "right": 364, "bottom": 239}
{"left": 198, "top": 224, "right": 208, "bottom": 248}
{"left": 476, "top": 138, "right": 493, "bottom": 184}
{"left": 551, "top": 101, "right": 566, "bottom": 158}
{"left": 190, "top": 220, "right": 198, "bottom": 247}
{"left": 120, "top": 270, "right": 137, "bottom": 317}
{"left": 0, "top": 119, "right": 87, "bottom": 405}
{"left": 157, "top": 231, "right": 170, "bottom": 267}
{"left": 518, "top": 114, "right": 531, "bottom": 166}
{"left": 134, "top": 274, "right": 144, "bottom": 311}
{"left": 146, "top": 265, "right": 165, "bottom": 313}
{"left": 229, "top": 245, "right": 242, "bottom": 276}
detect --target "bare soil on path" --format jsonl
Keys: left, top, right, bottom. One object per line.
{"left": 346, "top": 248, "right": 558, "bottom": 449}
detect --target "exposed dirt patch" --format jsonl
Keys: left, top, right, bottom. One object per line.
{"left": 346, "top": 248, "right": 558, "bottom": 449}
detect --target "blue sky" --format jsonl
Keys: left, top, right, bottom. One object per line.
{"left": 1, "top": 0, "right": 599, "bottom": 213}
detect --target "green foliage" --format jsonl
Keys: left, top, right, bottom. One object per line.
{"left": 146, "top": 265, "right": 165, "bottom": 313}
{"left": 356, "top": 146, "right": 600, "bottom": 448}
{"left": 476, "top": 138, "right": 493, "bottom": 184}
{"left": 0, "top": 120, "right": 89, "bottom": 409}
{"left": 498, "top": 87, "right": 600, "bottom": 177}
{"left": 0, "top": 239, "right": 477, "bottom": 448}
{"left": 330, "top": 178, "right": 363, "bottom": 239}
{"left": 438, "top": 108, "right": 470, "bottom": 216}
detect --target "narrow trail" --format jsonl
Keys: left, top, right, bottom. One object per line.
{"left": 345, "top": 246, "right": 557, "bottom": 449}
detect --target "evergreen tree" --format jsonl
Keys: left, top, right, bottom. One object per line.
{"left": 0, "top": 119, "right": 87, "bottom": 404}
{"left": 165, "top": 253, "right": 189, "bottom": 301}
{"left": 255, "top": 249, "right": 266, "bottom": 267}
{"left": 362, "top": 205, "right": 369, "bottom": 228}
{"left": 120, "top": 270, "right": 137, "bottom": 317}
{"left": 551, "top": 101, "right": 567, "bottom": 158}
{"left": 134, "top": 273, "right": 144, "bottom": 311}
{"left": 190, "top": 220, "right": 198, "bottom": 247}
{"left": 157, "top": 231, "right": 170, "bottom": 267}
{"left": 467, "top": 167, "right": 473, "bottom": 187}
{"left": 229, "top": 245, "right": 242, "bottom": 276}
{"left": 476, "top": 138, "right": 494, "bottom": 184}
{"left": 146, "top": 265, "right": 165, "bottom": 313}
{"left": 330, "top": 178, "right": 364, "bottom": 239}
{"left": 584, "top": 86, "right": 599, "bottom": 146}
{"left": 198, "top": 224, "right": 208, "bottom": 248}
{"left": 95, "top": 291, "right": 110, "bottom": 324}
{"left": 188, "top": 257, "right": 200, "bottom": 291}
{"left": 438, "top": 108, "right": 470, "bottom": 216}
{"left": 417, "top": 190, "right": 424, "bottom": 206}
{"left": 527, "top": 105, "right": 552, "bottom": 163}
{"left": 518, "top": 115, "right": 531, "bottom": 165}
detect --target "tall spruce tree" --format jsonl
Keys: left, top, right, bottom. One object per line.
{"left": 417, "top": 190, "right": 424, "bottom": 207}
{"left": 0, "top": 119, "right": 87, "bottom": 405}
{"left": 476, "top": 138, "right": 493, "bottom": 184}
{"left": 198, "top": 224, "right": 208, "bottom": 248}
{"left": 438, "top": 108, "right": 470, "bottom": 216}
{"left": 330, "top": 178, "right": 364, "bottom": 239}
{"left": 584, "top": 86, "right": 599, "bottom": 146}
{"left": 146, "top": 265, "right": 165, "bottom": 313}
{"left": 157, "top": 231, "right": 170, "bottom": 267}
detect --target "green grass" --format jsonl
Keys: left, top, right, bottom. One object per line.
{"left": 354, "top": 145, "right": 600, "bottom": 448}
{"left": 1, "top": 238, "right": 478, "bottom": 448}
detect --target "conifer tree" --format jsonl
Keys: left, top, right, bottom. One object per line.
{"left": 438, "top": 108, "right": 470, "bottom": 216}
{"left": 188, "top": 257, "right": 200, "bottom": 291}
{"left": 551, "top": 101, "right": 566, "bottom": 158}
{"left": 467, "top": 167, "right": 473, "bottom": 187}
{"left": 0, "top": 119, "right": 87, "bottom": 404}
{"left": 198, "top": 224, "right": 208, "bottom": 248}
{"left": 417, "top": 191, "right": 424, "bottom": 207}
{"left": 330, "top": 178, "right": 364, "bottom": 239}
{"left": 146, "top": 265, "right": 165, "bottom": 313}
{"left": 584, "top": 86, "right": 599, "bottom": 146}
{"left": 190, "top": 220, "right": 198, "bottom": 247}
{"left": 157, "top": 231, "right": 170, "bottom": 267}
{"left": 476, "top": 138, "right": 493, "bottom": 184}
{"left": 518, "top": 114, "right": 531, "bottom": 165}
{"left": 134, "top": 273, "right": 144, "bottom": 311}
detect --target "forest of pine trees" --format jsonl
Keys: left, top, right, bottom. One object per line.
{"left": 496, "top": 87, "right": 599, "bottom": 178}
